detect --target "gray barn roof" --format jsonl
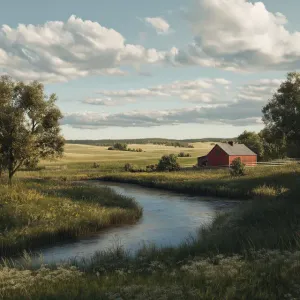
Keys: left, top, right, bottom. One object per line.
{"left": 215, "top": 143, "right": 257, "bottom": 156}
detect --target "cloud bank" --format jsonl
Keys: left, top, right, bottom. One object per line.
{"left": 84, "top": 78, "right": 231, "bottom": 106}
{"left": 0, "top": 15, "right": 169, "bottom": 83}
{"left": 168, "top": 0, "right": 300, "bottom": 71}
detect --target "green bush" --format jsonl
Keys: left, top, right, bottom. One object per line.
{"left": 157, "top": 154, "right": 180, "bottom": 172}
{"left": 230, "top": 157, "right": 246, "bottom": 176}
{"left": 146, "top": 164, "right": 158, "bottom": 172}
{"left": 124, "top": 163, "right": 133, "bottom": 172}
{"left": 113, "top": 143, "right": 128, "bottom": 151}
{"left": 178, "top": 152, "right": 191, "bottom": 158}
{"left": 92, "top": 162, "right": 100, "bottom": 169}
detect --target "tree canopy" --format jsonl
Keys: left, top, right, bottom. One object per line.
{"left": 0, "top": 76, "right": 65, "bottom": 184}
{"left": 262, "top": 72, "right": 300, "bottom": 157}
{"left": 237, "top": 131, "right": 264, "bottom": 161}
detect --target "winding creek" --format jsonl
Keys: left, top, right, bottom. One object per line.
{"left": 28, "top": 181, "right": 237, "bottom": 264}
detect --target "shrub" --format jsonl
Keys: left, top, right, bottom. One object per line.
{"left": 230, "top": 157, "right": 246, "bottom": 176}
{"left": 130, "top": 168, "right": 146, "bottom": 173}
{"left": 178, "top": 152, "right": 191, "bottom": 158}
{"left": 124, "top": 163, "right": 133, "bottom": 172}
{"left": 108, "top": 147, "right": 114, "bottom": 150}
{"left": 157, "top": 154, "right": 181, "bottom": 172}
{"left": 146, "top": 164, "right": 158, "bottom": 172}
{"left": 92, "top": 162, "right": 100, "bottom": 169}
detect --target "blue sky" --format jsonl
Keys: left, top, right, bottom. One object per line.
{"left": 0, "top": 0, "right": 299, "bottom": 139}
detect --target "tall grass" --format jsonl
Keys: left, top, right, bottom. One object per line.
{"left": 0, "top": 180, "right": 142, "bottom": 257}
{"left": 99, "top": 164, "right": 300, "bottom": 200}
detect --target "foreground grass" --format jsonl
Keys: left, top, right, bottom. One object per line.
{"left": 0, "top": 179, "right": 142, "bottom": 257}
{"left": 2, "top": 183, "right": 300, "bottom": 299}
{"left": 2, "top": 249, "right": 300, "bottom": 299}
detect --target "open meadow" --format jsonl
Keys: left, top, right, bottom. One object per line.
{"left": 40, "top": 142, "right": 212, "bottom": 167}
{"left": 1, "top": 142, "right": 300, "bottom": 299}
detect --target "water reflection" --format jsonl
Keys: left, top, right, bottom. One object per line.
{"left": 29, "top": 181, "right": 237, "bottom": 264}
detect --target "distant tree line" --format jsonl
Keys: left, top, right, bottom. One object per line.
{"left": 66, "top": 138, "right": 228, "bottom": 147}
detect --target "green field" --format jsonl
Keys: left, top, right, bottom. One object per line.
{"left": 1, "top": 142, "right": 300, "bottom": 299}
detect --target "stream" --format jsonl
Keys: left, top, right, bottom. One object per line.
{"left": 27, "top": 181, "right": 237, "bottom": 264}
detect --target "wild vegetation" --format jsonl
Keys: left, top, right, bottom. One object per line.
{"left": 0, "top": 179, "right": 142, "bottom": 257}
{"left": 1, "top": 72, "right": 300, "bottom": 299}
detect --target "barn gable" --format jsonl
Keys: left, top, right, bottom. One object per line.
{"left": 216, "top": 143, "right": 257, "bottom": 156}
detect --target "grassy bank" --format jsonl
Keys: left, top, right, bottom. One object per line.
{"left": 0, "top": 179, "right": 142, "bottom": 257}
{"left": 99, "top": 164, "right": 300, "bottom": 200}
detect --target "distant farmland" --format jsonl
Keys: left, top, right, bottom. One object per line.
{"left": 66, "top": 138, "right": 233, "bottom": 147}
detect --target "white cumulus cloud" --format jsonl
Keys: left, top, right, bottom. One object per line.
{"left": 169, "top": 0, "right": 300, "bottom": 71}
{"left": 145, "top": 17, "right": 171, "bottom": 34}
{"left": 0, "top": 15, "right": 170, "bottom": 83}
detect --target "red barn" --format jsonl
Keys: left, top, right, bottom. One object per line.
{"left": 198, "top": 142, "right": 257, "bottom": 167}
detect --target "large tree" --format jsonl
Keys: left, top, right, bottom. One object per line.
{"left": 0, "top": 76, "right": 64, "bottom": 184}
{"left": 237, "top": 131, "right": 264, "bottom": 161}
{"left": 262, "top": 72, "right": 300, "bottom": 157}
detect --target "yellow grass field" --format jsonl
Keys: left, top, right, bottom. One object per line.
{"left": 42, "top": 142, "right": 213, "bottom": 167}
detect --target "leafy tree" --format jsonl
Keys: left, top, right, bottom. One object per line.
{"left": 237, "top": 131, "right": 264, "bottom": 161}
{"left": 0, "top": 76, "right": 64, "bottom": 184}
{"left": 230, "top": 157, "right": 246, "bottom": 177}
{"left": 157, "top": 154, "right": 180, "bottom": 172}
{"left": 262, "top": 72, "right": 300, "bottom": 157}
{"left": 259, "top": 128, "right": 287, "bottom": 161}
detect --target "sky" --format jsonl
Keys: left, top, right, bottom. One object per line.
{"left": 0, "top": 0, "right": 299, "bottom": 139}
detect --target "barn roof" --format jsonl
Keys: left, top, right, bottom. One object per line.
{"left": 215, "top": 143, "right": 257, "bottom": 156}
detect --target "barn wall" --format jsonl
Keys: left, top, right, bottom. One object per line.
{"left": 207, "top": 145, "right": 229, "bottom": 167}
{"left": 229, "top": 155, "right": 257, "bottom": 166}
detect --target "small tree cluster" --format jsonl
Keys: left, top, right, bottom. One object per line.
{"left": 128, "top": 148, "right": 143, "bottom": 152}
{"left": 108, "top": 144, "right": 144, "bottom": 152}
{"left": 112, "top": 143, "right": 128, "bottom": 151}
{"left": 178, "top": 152, "right": 192, "bottom": 158}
